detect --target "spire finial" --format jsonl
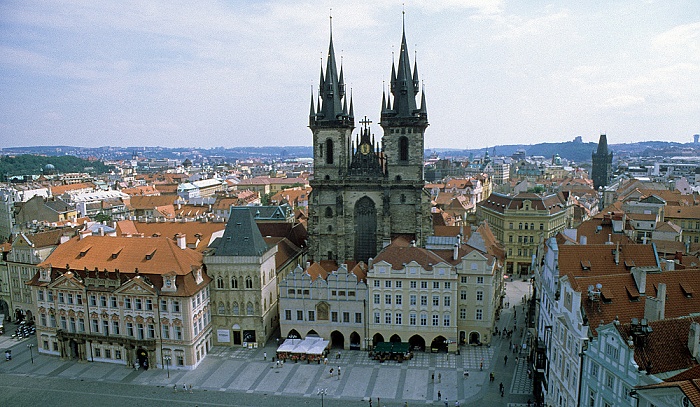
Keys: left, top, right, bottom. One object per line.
{"left": 329, "top": 8, "right": 333, "bottom": 36}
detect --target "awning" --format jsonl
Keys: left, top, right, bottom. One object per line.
{"left": 374, "top": 342, "right": 411, "bottom": 354}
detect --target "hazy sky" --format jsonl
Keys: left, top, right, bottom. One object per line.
{"left": 1, "top": 1, "right": 699, "bottom": 150}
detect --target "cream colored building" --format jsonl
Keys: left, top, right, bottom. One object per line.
{"left": 477, "top": 192, "right": 573, "bottom": 275}
{"left": 28, "top": 234, "right": 211, "bottom": 370}
{"left": 367, "top": 223, "right": 505, "bottom": 351}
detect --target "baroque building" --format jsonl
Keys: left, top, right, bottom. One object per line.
{"left": 307, "top": 20, "right": 432, "bottom": 264}
{"left": 27, "top": 235, "right": 211, "bottom": 370}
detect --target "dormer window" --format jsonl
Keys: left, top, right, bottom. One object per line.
{"left": 145, "top": 249, "right": 156, "bottom": 260}
{"left": 194, "top": 268, "right": 203, "bottom": 285}
{"left": 580, "top": 260, "right": 591, "bottom": 270}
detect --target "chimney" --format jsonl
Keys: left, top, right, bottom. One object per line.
{"left": 580, "top": 235, "right": 587, "bottom": 245}
{"left": 176, "top": 233, "right": 186, "bottom": 249}
{"left": 614, "top": 242, "right": 620, "bottom": 265}
{"left": 644, "top": 283, "right": 666, "bottom": 321}
{"left": 98, "top": 226, "right": 104, "bottom": 236}
{"left": 631, "top": 267, "right": 647, "bottom": 295}
{"left": 675, "top": 251, "right": 683, "bottom": 264}
{"left": 453, "top": 243, "right": 459, "bottom": 260}
{"left": 305, "top": 261, "right": 310, "bottom": 270}
{"left": 60, "top": 234, "right": 71, "bottom": 244}
{"left": 689, "top": 322, "right": 700, "bottom": 362}
{"left": 666, "top": 259, "right": 675, "bottom": 271}
{"left": 79, "top": 229, "right": 91, "bottom": 240}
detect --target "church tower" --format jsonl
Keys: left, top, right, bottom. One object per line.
{"left": 591, "top": 134, "right": 613, "bottom": 189}
{"left": 308, "top": 17, "right": 432, "bottom": 264}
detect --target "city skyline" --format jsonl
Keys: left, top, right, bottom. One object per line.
{"left": 1, "top": 1, "right": 698, "bottom": 149}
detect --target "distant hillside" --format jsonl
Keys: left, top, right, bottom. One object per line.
{"left": 429, "top": 140, "right": 697, "bottom": 163}
{"left": 0, "top": 154, "right": 112, "bottom": 180}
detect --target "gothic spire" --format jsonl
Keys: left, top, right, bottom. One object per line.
{"left": 380, "top": 12, "right": 428, "bottom": 125}
{"left": 310, "top": 15, "right": 353, "bottom": 129}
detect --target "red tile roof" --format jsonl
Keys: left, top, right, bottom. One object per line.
{"left": 616, "top": 317, "right": 699, "bottom": 375}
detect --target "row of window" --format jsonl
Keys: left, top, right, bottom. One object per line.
{"left": 284, "top": 309, "right": 362, "bottom": 324}
{"left": 373, "top": 294, "right": 455, "bottom": 307}
{"left": 285, "top": 289, "right": 356, "bottom": 297}
{"left": 37, "top": 290, "right": 185, "bottom": 313}
{"left": 215, "top": 276, "right": 254, "bottom": 289}
{"left": 509, "top": 235, "right": 536, "bottom": 244}
{"left": 39, "top": 313, "right": 185, "bottom": 340}
{"left": 372, "top": 312, "right": 456, "bottom": 326}
{"left": 372, "top": 280, "right": 462, "bottom": 289}
{"left": 509, "top": 222, "right": 544, "bottom": 230}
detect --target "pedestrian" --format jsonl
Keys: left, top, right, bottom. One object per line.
{"left": 337, "top": 366, "right": 341, "bottom": 380}
{"left": 369, "top": 399, "right": 373, "bottom": 407}
{"left": 455, "top": 401, "right": 460, "bottom": 407}
{"left": 463, "top": 370, "right": 469, "bottom": 379}
{"left": 504, "top": 355, "right": 508, "bottom": 365}
{"left": 188, "top": 384, "right": 193, "bottom": 393}
{"left": 324, "top": 357, "right": 328, "bottom": 365}
{"left": 263, "top": 351, "right": 267, "bottom": 361}
{"left": 500, "top": 388, "right": 504, "bottom": 397}
{"left": 480, "top": 361, "right": 483, "bottom": 371}
{"left": 515, "top": 356, "right": 519, "bottom": 364}
{"left": 527, "top": 399, "right": 531, "bottom": 407}
{"left": 173, "top": 384, "right": 177, "bottom": 393}
{"left": 330, "top": 368, "right": 334, "bottom": 377}
{"left": 431, "top": 373, "right": 435, "bottom": 382}
{"left": 437, "top": 390, "right": 441, "bottom": 401}
{"left": 499, "top": 382, "right": 504, "bottom": 392}
{"left": 182, "top": 384, "right": 187, "bottom": 392}
{"left": 438, "top": 373, "right": 441, "bottom": 383}
{"left": 444, "top": 398, "right": 448, "bottom": 407}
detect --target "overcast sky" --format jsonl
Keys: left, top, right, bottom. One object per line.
{"left": 1, "top": 1, "right": 699, "bottom": 150}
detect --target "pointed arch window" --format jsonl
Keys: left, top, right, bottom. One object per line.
{"left": 325, "top": 139, "right": 334, "bottom": 165}
{"left": 218, "top": 302, "right": 225, "bottom": 315}
{"left": 232, "top": 302, "right": 239, "bottom": 315}
{"left": 231, "top": 277, "right": 238, "bottom": 289}
{"left": 246, "top": 302, "right": 254, "bottom": 316}
{"left": 399, "top": 136, "right": 409, "bottom": 161}
{"left": 216, "top": 276, "right": 224, "bottom": 289}
{"left": 245, "top": 277, "right": 253, "bottom": 289}
{"left": 325, "top": 207, "right": 333, "bottom": 218}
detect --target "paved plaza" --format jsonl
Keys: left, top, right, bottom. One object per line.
{"left": 0, "top": 280, "right": 535, "bottom": 406}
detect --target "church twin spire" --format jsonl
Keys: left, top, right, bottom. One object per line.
{"left": 381, "top": 14, "right": 428, "bottom": 124}
{"left": 309, "top": 16, "right": 354, "bottom": 129}
{"left": 310, "top": 14, "right": 426, "bottom": 129}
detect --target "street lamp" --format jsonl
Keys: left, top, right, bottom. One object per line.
{"left": 163, "top": 355, "right": 171, "bottom": 378}
{"left": 317, "top": 388, "right": 327, "bottom": 407}
{"left": 27, "top": 343, "right": 34, "bottom": 364}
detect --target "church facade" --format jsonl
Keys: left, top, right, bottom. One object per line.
{"left": 307, "top": 22, "right": 433, "bottom": 264}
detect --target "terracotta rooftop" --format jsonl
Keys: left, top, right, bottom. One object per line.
{"left": 50, "top": 182, "right": 95, "bottom": 196}
{"left": 119, "top": 220, "right": 227, "bottom": 252}
{"left": 558, "top": 244, "right": 658, "bottom": 280}
{"left": 479, "top": 192, "right": 569, "bottom": 215}
{"left": 574, "top": 217, "right": 634, "bottom": 245}
{"left": 37, "top": 235, "right": 202, "bottom": 276}
{"left": 616, "top": 317, "right": 699, "bottom": 376}
{"left": 128, "top": 195, "right": 177, "bottom": 210}
{"left": 374, "top": 240, "right": 448, "bottom": 271}
{"left": 637, "top": 378, "right": 700, "bottom": 407}
{"left": 29, "top": 235, "right": 207, "bottom": 297}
